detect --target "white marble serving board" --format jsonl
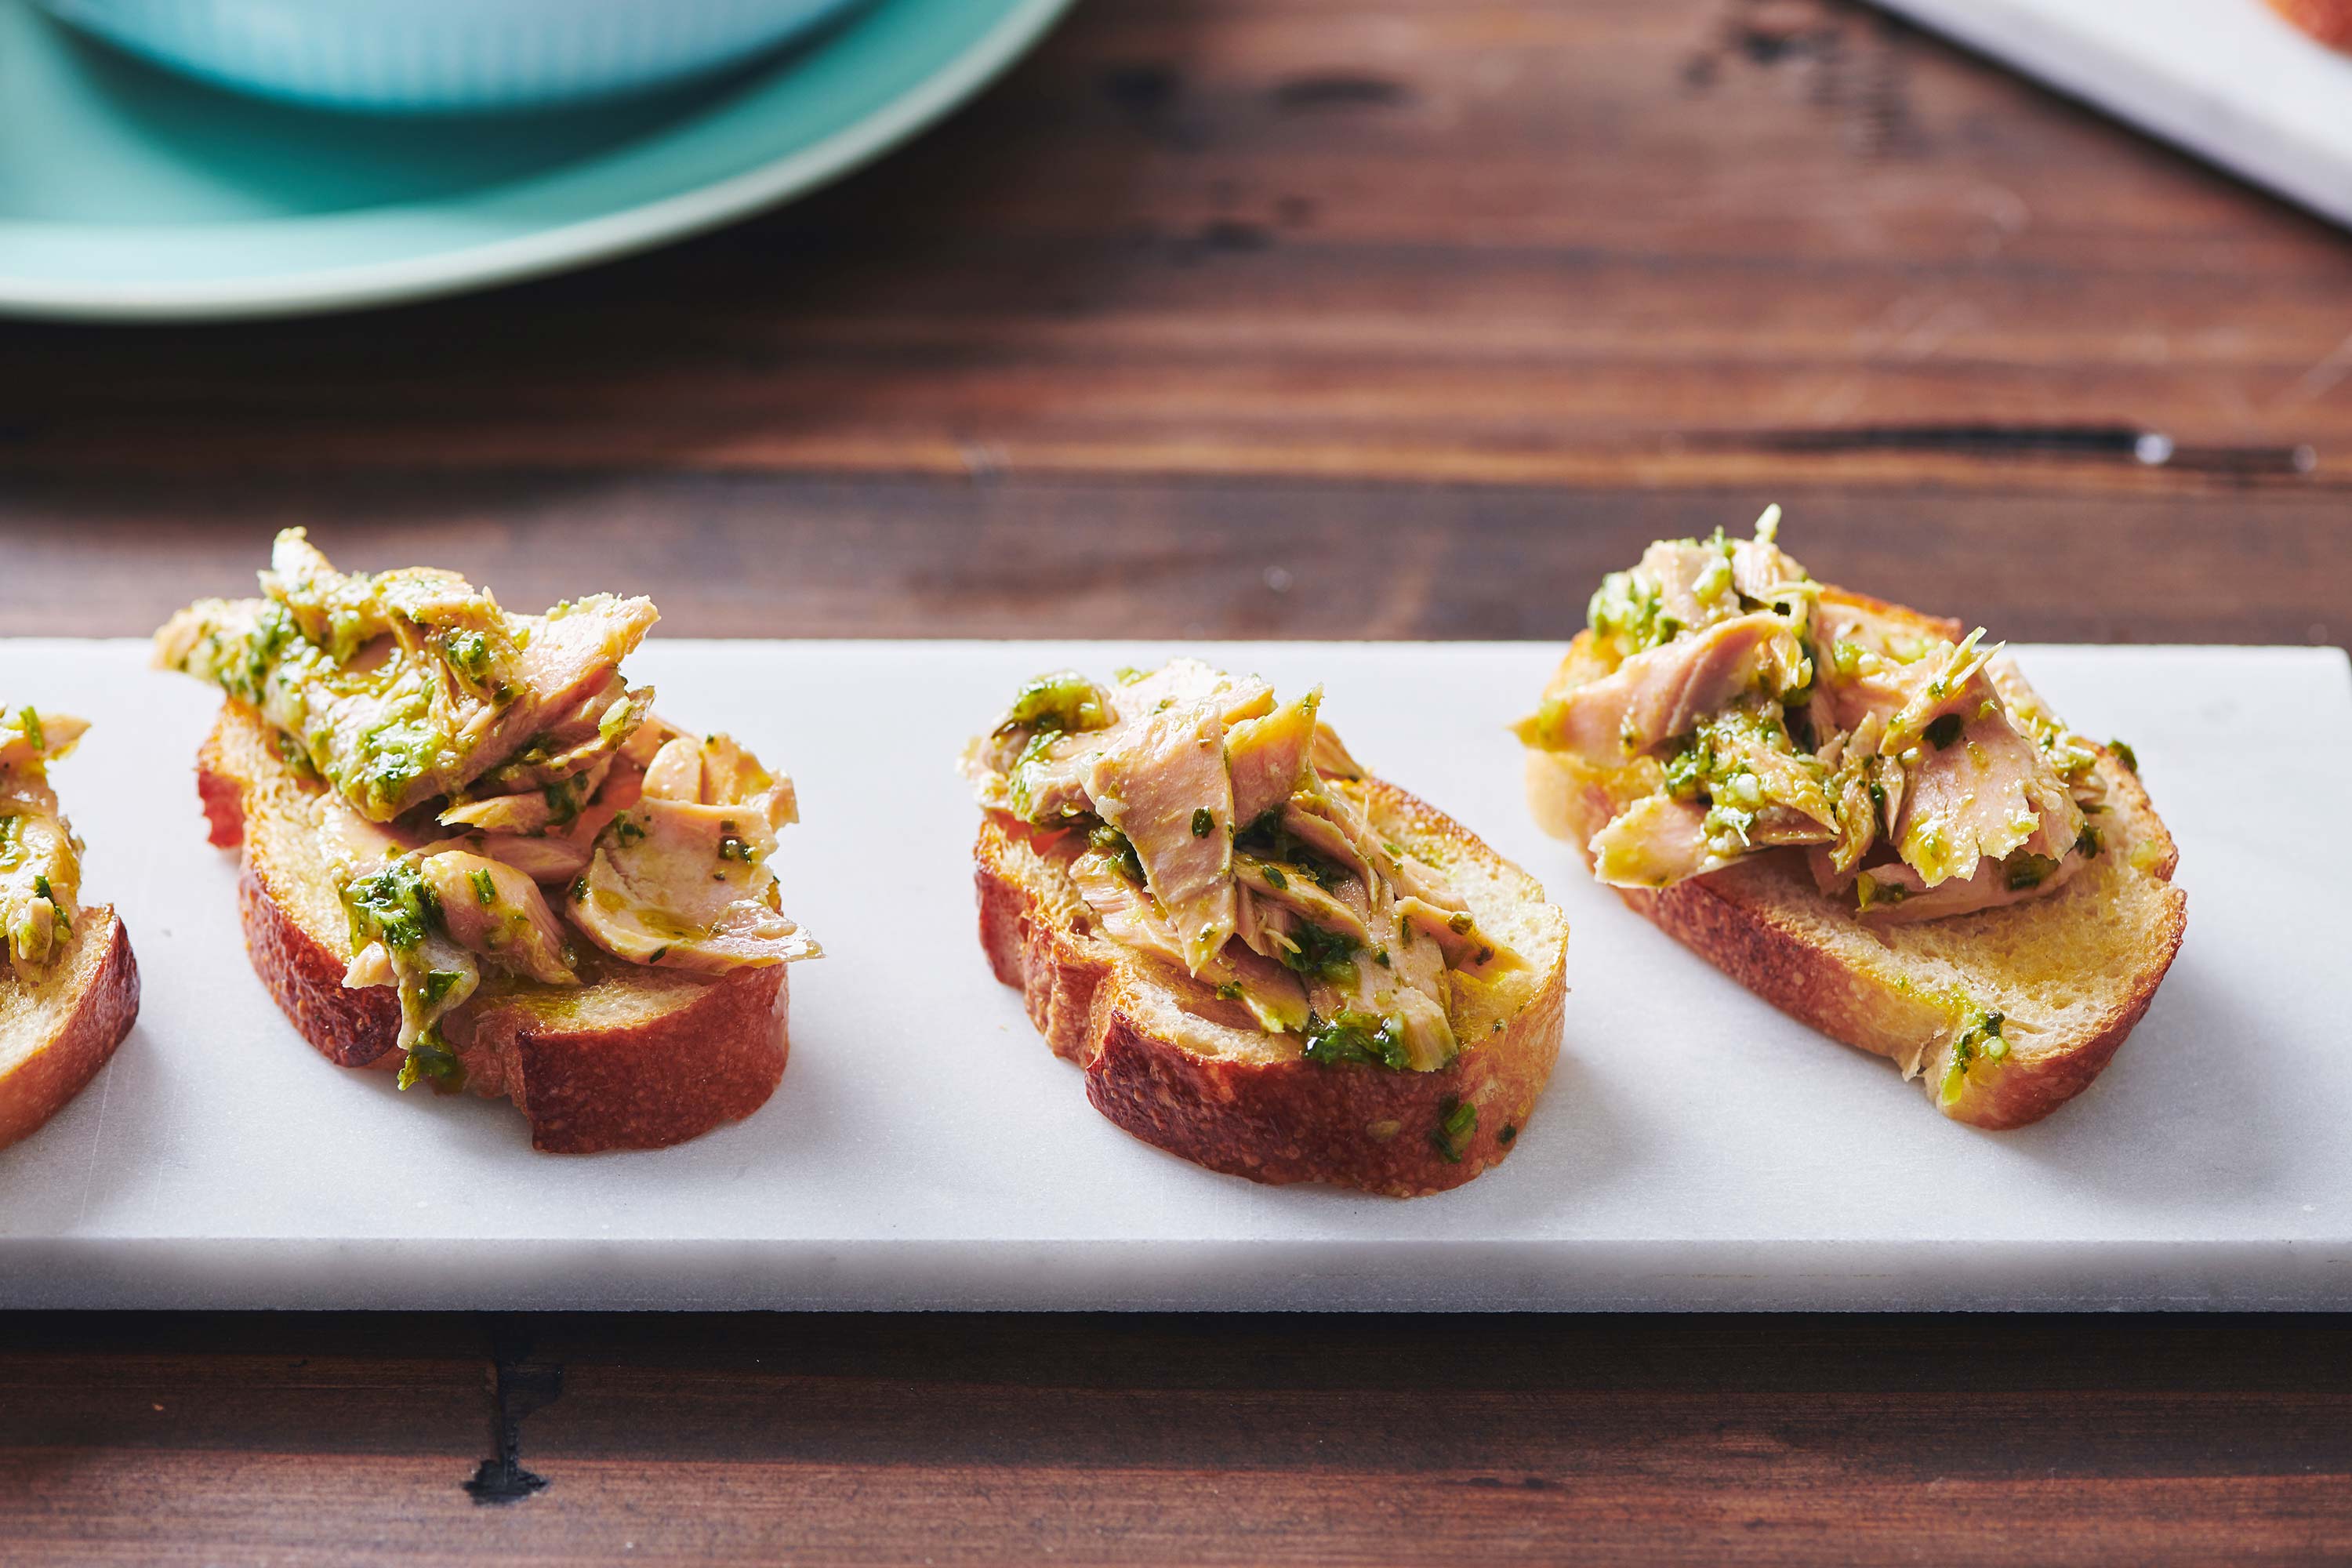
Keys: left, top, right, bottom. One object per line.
{"left": 2, "top": 639, "right": 2346, "bottom": 1312}
{"left": 1877, "top": 0, "right": 2352, "bottom": 228}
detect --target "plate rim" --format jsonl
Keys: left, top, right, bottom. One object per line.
{"left": 0, "top": 0, "right": 1078, "bottom": 322}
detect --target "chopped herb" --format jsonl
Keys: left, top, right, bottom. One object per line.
{"left": 1497, "top": 1123, "right": 1518, "bottom": 1145}
{"left": 568, "top": 875, "right": 588, "bottom": 903}
{"left": 1191, "top": 808, "right": 1214, "bottom": 838}
{"left": 1262, "top": 864, "right": 1288, "bottom": 891}
{"left": 1924, "top": 713, "right": 1965, "bottom": 750}
{"left": 396, "top": 1026, "right": 466, "bottom": 1094}
{"left": 2004, "top": 853, "right": 2060, "bottom": 891}
{"left": 1446, "top": 912, "right": 1474, "bottom": 936}
{"left": 1214, "top": 981, "right": 1243, "bottom": 1001}
{"left": 469, "top": 868, "right": 497, "bottom": 906}
{"left": 612, "top": 815, "right": 648, "bottom": 848}
{"left": 342, "top": 860, "right": 437, "bottom": 952}
{"left": 418, "top": 970, "right": 467, "bottom": 1007}
{"left": 717, "top": 834, "right": 754, "bottom": 864}
{"left": 542, "top": 777, "right": 583, "bottom": 828}
{"left": 1373, "top": 949, "right": 1392, "bottom": 969}
{"left": 29, "top": 874, "right": 67, "bottom": 935}
{"left": 1430, "top": 1096, "right": 1477, "bottom": 1162}
{"left": 17, "top": 707, "right": 43, "bottom": 751}
{"left": 438, "top": 630, "right": 493, "bottom": 684}
{"left": 2076, "top": 825, "right": 2103, "bottom": 859}
{"left": 1301, "top": 1010, "right": 1411, "bottom": 1072}
{"left": 1940, "top": 1008, "right": 2008, "bottom": 1102}
{"left": 648, "top": 946, "right": 668, "bottom": 964}
{"left": 1002, "top": 671, "right": 1112, "bottom": 736}
{"left": 1587, "top": 569, "right": 1683, "bottom": 659}
{"left": 1087, "top": 822, "right": 1146, "bottom": 886}
{"left": 1854, "top": 871, "right": 1909, "bottom": 914}
{"left": 1661, "top": 739, "right": 1705, "bottom": 801}
{"left": 1277, "top": 921, "right": 1361, "bottom": 987}
{"left": 2110, "top": 739, "right": 2140, "bottom": 774}
{"left": 1704, "top": 802, "right": 1756, "bottom": 851}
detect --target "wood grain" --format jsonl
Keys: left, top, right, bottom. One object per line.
{"left": 4, "top": 0, "right": 2350, "bottom": 1559}
{"left": 3, "top": 1313, "right": 2348, "bottom": 1566}
{"left": 1, "top": 474, "right": 2345, "bottom": 648}
{"left": 1, "top": 0, "right": 2348, "bottom": 494}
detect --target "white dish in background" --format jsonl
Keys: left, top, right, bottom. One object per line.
{"left": 1876, "top": 0, "right": 2352, "bottom": 230}
{"left": 34, "top": 0, "right": 869, "bottom": 112}
{"left": 1, "top": 638, "right": 2346, "bottom": 1313}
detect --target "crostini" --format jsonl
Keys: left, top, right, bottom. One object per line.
{"left": 1, "top": 706, "right": 140, "bottom": 1151}
{"left": 1516, "top": 507, "right": 2183, "bottom": 1128}
{"left": 967, "top": 659, "right": 1569, "bottom": 1196}
{"left": 155, "top": 530, "right": 818, "bottom": 1152}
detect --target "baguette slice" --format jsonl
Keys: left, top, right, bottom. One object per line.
{"left": 1526, "top": 594, "right": 2185, "bottom": 1131}
{"left": 977, "top": 776, "right": 1569, "bottom": 1196}
{"left": 198, "top": 699, "right": 787, "bottom": 1154}
{"left": 0, "top": 909, "right": 140, "bottom": 1152}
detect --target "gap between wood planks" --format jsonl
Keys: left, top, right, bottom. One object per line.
{"left": 466, "top": 1318, "right": 563, "bottom": 1505}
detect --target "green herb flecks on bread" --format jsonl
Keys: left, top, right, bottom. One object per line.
{"left": 1, "top": 705, "right": 140, "bottom": 1151}
{"left": 968, "top": 659, "right": 1569, "bottom": 1195}
{"left": 1519, "top": 507, "right": 2183, "bottom": 1127}
{"left": 159, "top": 532, "right": 815, "bottom": 1151}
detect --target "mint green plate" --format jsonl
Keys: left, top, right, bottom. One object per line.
{"left": 0, "top": 0, "right": 1075, "bottom": 321}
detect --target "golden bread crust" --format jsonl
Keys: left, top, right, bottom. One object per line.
{"left": 198, "top": 700, "right": 788, "bottom": 1153}
{"left": 1524, "top": 606, "right": 2186, "bottom": 1130}
{"left": 0, "top": 910, "right": 141, "bottom": 1151}
{"left": 975, "top": 779, "right": 1567, "bottom": 1197}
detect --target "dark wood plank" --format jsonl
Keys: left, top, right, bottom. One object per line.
{"left": 2, "top": 473, "right": 2342, "bottom": 649}
{"left": 1, "top": 0, "right": 2347, "bottom": 494}
{"left": 2, "top": 1313, "right": 2347, "bottom": 1566}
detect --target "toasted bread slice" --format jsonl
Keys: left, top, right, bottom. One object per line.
{"left": 0, "top": 908, "right": 140, "bottom": 1152}
{"left": 978, "top": 777, "right": 1569, "bottom": 1196}
{"left": 1526, "top": 597, "right": 2186, "bottom": 1130}
{"left": 198, "top": 700, "right": 787, "bottom": 1153}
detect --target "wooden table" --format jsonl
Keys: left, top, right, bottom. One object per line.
{"left": 3, "top": 0, "right": 2348, "bottom": 1559}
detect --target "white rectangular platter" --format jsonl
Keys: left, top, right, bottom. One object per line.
{"left": 1877, "top": 0, "right": 2352, "bottom": 229}
{"left": 3, "top": 639, "right": 2347, "bottom": 1312}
